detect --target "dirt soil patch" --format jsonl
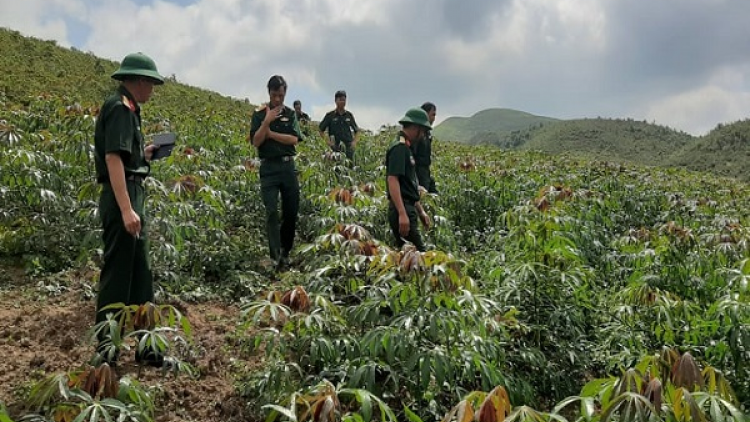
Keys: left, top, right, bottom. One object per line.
{"left": 0, "top": 268, "right": 259, "bottom": 422}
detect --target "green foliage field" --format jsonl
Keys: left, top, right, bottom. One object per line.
{"left": 2, "top": 27, "right": 750, "bottom": 422}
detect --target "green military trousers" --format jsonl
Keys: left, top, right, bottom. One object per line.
{"left": 415, "top": 165, "right": 437, "bottom": 194}
{"left": 333, "top": 141, "right": 355, "bottom": 162}
{"left": 96, "top": 180, "right": 153, "bottom": 325}
{"left": 388, "top": 202, "right": 425, "bottom": 252}
{"left": 260, "top": 159, "right": 300, "bottom": 261}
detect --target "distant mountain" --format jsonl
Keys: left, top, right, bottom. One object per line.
{"left": 668, "top": 119, "right": 750, "bottom": 182}
{"left": 433, "top": 108, "right": 559, "bottom": 144}
{"left": 434, "top": 108, "right": 696, "bottom": 168}
{"left": 517, "top": 118, "right": 695, "bottom": 167}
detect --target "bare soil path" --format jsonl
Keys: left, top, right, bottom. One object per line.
{"left": 0, "top": 265, "right": 257, "bottom": 422}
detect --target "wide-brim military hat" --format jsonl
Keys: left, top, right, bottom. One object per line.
{"left": 111, "top": 52, "right": 165, "bottom": 85}
{"left": 398, "top": 107, "right": 432, "bottom": 129}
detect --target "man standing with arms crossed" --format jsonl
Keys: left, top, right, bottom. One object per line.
{"left": 319, "top": 90, "right": 360, "bottom": 162}
{"left": 94, "top": 52, "right": 164, "bottom": 366}
{"left": 386, "top": 108, "right": 433, "bottom": 251}
{"left": 250, "top": 75, "right": 303, "bottom": 271}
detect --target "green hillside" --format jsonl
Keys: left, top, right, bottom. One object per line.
{"left": 0, "top": 28, "right": 255, "bottom": 131}
{"left": 668, "top": 119, "right": 750, "bottom": 182}
{"left": 517, "top": 118, "right": 695, "bottom": 167}
{"left": 433, "top": 108, "right": 559, "bottom": 143}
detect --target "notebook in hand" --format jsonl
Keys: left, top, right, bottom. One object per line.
{"left": 151, "top": 132, "right": 176, "bottom": 160}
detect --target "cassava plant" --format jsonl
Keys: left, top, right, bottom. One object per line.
{"left": 22, "top": 365, "right": 155, "bottom": 422}
{"left": 90, "top": 302, "right": 194, "bottom": 375}
{"left": 263, "top": 379, "right": 397, "bottom": 422}
{"left": 554, "top": 348, "right": 746, "bottom": 422}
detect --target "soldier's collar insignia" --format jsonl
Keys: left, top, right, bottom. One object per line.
{"left": 121, "top": 95, "right": 136, "bottom": 112}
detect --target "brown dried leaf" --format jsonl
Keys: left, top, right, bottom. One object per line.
{"left": 535, "top": 197, "right": 550, "bottom": 212}
{"left": 53, "top": 405, "right": 80, "bottom": 422}
{"left": 642, "top": 377, "right": 663, "bottom": 412}
{"left": 97, "top": 363, "right": 119, "bottom": 399}
{"left": 337, "top": 223, "right": 370, "bottom": 241}
{"left": 671, "top": 352, "right": 704, "bottom": 391}
{"left": 133, "top": 302, "right": 158, "bottom": 331}
{"left": 290, "top": 286, "right": 310, "bottom": 313}
{"left": 456, "top": 400, "right": 474, "bottom": 422}
{"left": 313, "top": 396, "right": 336, "bottom": 422}
{"left": 359, "top": 182, "right": 376, "bottom": 195}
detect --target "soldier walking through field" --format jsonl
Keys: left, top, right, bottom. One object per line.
{"left": 386, "top": 108, "right": 433, "bottom": 251}
{"left": 250, "top": 75, "right": 303, "bottom": 271}
{"left": 293, "top": 100, "right": 311, "bottom": 125}
{"left": 319, "top": 90, "right": 360, "bottom": 162}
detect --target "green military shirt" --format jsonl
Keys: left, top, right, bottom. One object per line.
{"left": 411, "top": 130, "right": 432, "bottom": 166}
{"left": 386, "top": 132, "right": 420, "bottom": 204}
{"left": 319, "top": 110, "right": 359, "bottom": 144}
{"left": 296, "top": 111, "right": 310, "bottom": 124}
{"left": 94, "top": 85, "right": 149, "bottom": 182}
{"left": 250, "top": 105, "right": 304, "bottom": 158}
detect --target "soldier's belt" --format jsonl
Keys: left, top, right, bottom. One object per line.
{"left": 260, "top": 156, "right": 294, "bottom": 163}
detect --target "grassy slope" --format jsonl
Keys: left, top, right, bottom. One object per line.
{"left": 433, "top": 108, "right": 559, "bottom": 143}
{"left": 668, "top": 119, "right": 750, "bottom": 182}
{"left": 518, "top": 118, "right": 696, "bottom": 167}
{"left": 0, "top": 28, "right": 255, "bottom": 123}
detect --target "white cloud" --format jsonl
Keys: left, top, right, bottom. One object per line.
{"left": 441, "top": 0, "right": 606, "bottom": 74}
{"left": 0, "top": 0, "right": 86, "bottom": 46}
{"left": 2, "top": 0, "right": 750, "bottom": 135}
{"left": 645, "top": 67, "right": 750, "bottom": 135}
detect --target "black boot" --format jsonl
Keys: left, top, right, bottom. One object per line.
{"left": 135, "top": 348, "right": 165, "bottom": 368}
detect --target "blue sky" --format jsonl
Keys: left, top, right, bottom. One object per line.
{"left": 2, "top": 0, "right": 750, "bottom": 135}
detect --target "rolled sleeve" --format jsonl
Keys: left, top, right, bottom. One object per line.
{"left": 104, "top": 105, "right": 135, "bottom": 155}
{"left": 349, "top": 113, "right": 360, "bottom": 133}
{"left": 319, "top": 113, "right": 330, "bottom": 132}
{"left": 249, "top": 110, "right": 264, "bottom": 141}
{"left": 387, "top": 145, "right": 408, "bottom": 177}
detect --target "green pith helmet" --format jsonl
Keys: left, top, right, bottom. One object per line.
{"left": 398, "top": 107, "right": 432, "bottom": 129}
{"left": 111, "top": 52, "right": 164, "bottom": 85}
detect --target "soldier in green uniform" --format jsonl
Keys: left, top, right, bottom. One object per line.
{"left": 386, "top": 108, "right": 433, "bottom": 251}
{"left": 250, "top": 75, "right": 303, "bottom": 270}
{"left": 411, "top": 102, "right": 438, "bottom": 193}
{"left": 319, "top": 90, "right": 360, "bottom": 161}
{"left": 293, "top": 100, "right": 311, "bottom": 125}
{"left": 293, "top": 99, "right": 311, "bottom": 137}
{"left": 94, "top": 52, "right": 164, "bottom": 366}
